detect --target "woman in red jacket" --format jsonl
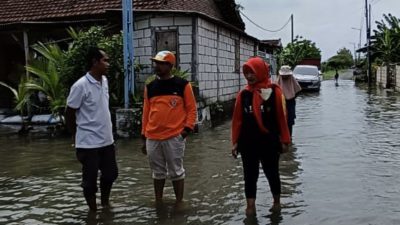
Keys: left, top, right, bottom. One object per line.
{"left": 231, "top": 57, "right": 291, "bottom": 216}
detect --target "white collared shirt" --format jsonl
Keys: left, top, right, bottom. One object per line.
{"left": 67, "top": 73, "right": 114, "bottom": 148}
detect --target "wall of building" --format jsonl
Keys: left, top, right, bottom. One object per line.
{"left": 196, "top": 17, "right": 257, "bottom": 104}
{"left": 133, "top": 15, "right": 258, "bottom": 104}
{"left": 133, "top": 14, "right": 194, "bottom": 92}
{"left": 257, "top": 51, "right": 278, "bottom": 76}
{"left": 129, "top": 15, "right": 259, "bottom": 132}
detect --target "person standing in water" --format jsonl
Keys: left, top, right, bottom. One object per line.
{"left": 65, "top": 47, "right": 118, "bottom": 212}
{"left": 276, "top": 65, "right": 301, "bottom": 137}
{"left": 141, "top": 51, "right": 197, "bottom": 205}
{"left": 231, "top": 57, "right": 291, "bottom": 216}
{"left": 334, "top": 69, "right": 339, "bottom": 86}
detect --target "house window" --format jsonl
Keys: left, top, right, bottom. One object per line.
{"left": 156, "top": 31, "right": 178, "bottom": 66}
{"left": 235, "top": 39, "right": 240, "bottom": 73}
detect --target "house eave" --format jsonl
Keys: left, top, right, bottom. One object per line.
{"left": 0, "top": 9, "right": 260, "bottom": 43}
{"left": 0, "top": 18, "right": 107, "bottom": 32}
{"left": 107, "top": 9, "right": 260, "bottom": 42}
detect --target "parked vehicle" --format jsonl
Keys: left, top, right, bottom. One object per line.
{"left": 353, "top": 68, "right": 362, "bottom": 76}
{"left": 293, "top": 65, "right": 321, "bottom": 91}
{"left": 298, "top": 58, "right": 321, "bottom": 69}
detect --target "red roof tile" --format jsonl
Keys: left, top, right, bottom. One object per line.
{"left": 0, "top": 0, "right": 163, "bottom": 23}
{"left": 162, "top": 0, "right": 224, "bottom": 21}
{"left": 0, "top": 0, "right": 244, "bottom": 30}
{"left": 2, "top": 0, "right": 83, "bottom": 22}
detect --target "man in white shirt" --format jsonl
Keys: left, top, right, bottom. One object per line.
{"left": 65, "top": 47, "right": 118, "bottom": 212}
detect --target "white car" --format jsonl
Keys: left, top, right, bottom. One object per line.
{"left": 293, "top": 65, "right": 321, "bottom": 91}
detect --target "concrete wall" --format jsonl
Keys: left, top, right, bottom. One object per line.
{"left": 258, "top": 51, "right": 278, "bottom": 76}
{"left": 133, "top": 14, "right": 194, "bottom": 92}
{"left": 376, "top": 65, "right": 400, "bottom": 90}
{"left": 376, "top": 66, "right": 386, "bottom": 88}
{"left": 133, "top": 15, "right": 259, "bottom": 104}
{"left": 120, "top": 14, "right": 261, "bottom": 134}
{"left": 197, "top": 17, "right": 257, "bottom": 104}
{"left": 240, "top": 37, "right": 257, "bottom": 88}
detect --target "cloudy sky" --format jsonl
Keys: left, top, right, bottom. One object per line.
{"left": 237, "top": 0, "right": 400, "bottom": 61}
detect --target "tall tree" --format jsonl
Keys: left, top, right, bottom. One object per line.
{"left": 326, "top": 47, "right": 354, "bottom": 70}
{"left": 280, "top": 36, "right": 322, "bottom": 68}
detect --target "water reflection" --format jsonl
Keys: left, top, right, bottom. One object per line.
{"left": 0, "top": 120, "right": 301, "bottom": 224}
{"left": 1, "top": 79, "right": 400, "bottom": 224}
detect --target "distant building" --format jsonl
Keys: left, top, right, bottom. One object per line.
{"left": 259, "top": 39, "right": 283, "bottom": 76}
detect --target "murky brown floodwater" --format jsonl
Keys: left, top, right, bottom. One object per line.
{"left": 1, "top": 79, "right": 400, "bottom": 225}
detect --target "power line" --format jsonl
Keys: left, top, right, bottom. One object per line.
{"left": 239, "top": 11, "right": 291, "bottom": 33}
{"left": 350, "top": 0, "right": 381, "bottom": 14}
{"left": 372, "top": 0, "right": 384, "bottom": 5}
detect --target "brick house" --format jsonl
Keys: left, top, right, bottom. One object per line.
{"left": 0, "top": 0, "right": 267, "bottom": 110}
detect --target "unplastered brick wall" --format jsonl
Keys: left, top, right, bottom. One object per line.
{"left": 133, "top": 14, "right": 194, "bottom": 92}
{"left": 197, "top": 18, "right": 257, "bottom": 104}
{"left": 240, "top": 37, "right": 257, "bottom": 90}
{"left": 134, "top": 14, "right": 153, "bottom": 89}
{"left": 197, "top": 18, "right": 219, "bottom": 103}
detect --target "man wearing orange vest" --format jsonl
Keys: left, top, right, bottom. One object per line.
{"left": 141, "top": 51, "right": 197, "bottom": 205}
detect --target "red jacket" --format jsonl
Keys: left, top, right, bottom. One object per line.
{"left": 231, "top": 57, "right": 291, "bottom": 145}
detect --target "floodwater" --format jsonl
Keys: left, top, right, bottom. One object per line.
{"left": 0, "top": 79, "right": 400, "bottom": 225}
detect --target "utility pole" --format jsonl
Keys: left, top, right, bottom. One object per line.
{"left": 291, "top": 14, "right": 294, "bottom": 43}
{"left": 349, "top": 42, "right": 357, "bottom": 66}
{"left": 23, "top": 30, "right": 30, "bottom": 78}
{"left": 369, "top": 4, "right": 372, "bottom": 87}
{"left": 351, "top": 27, "right": 362, "bottom": 61}
{"left": 365, "top": 0, "right": 372, "bottom": 87}
{"left": 122, "top": 0, "right": 135, "bottom": 108}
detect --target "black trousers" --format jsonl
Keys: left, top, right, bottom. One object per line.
{"left": 286, "top": 98, "right": 296, "bottom": 137}
{"left": 76, "top": 144, "right": 118, "bottom": 198}
{"left": 240, "top": 147, "right": 281, "bottom": 199}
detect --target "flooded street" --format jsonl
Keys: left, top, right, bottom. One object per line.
{"left": 1, "top": 79, "right": 400, "bottom": 225}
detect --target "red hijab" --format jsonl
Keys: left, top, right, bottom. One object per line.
{"left": 231, "top": 57, "right": 291, "bottom": 145}
{"left": 242, "top": 57, "right": 271, "bottom": 133}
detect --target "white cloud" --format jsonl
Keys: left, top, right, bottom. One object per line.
{"left": 237, "top": 0, "right": 400, "bottom": 61}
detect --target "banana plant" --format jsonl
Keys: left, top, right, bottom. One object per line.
{"left": 25, "top": 42, "right": 66, "bottom": 119}
{"left": 372, "top": 14, "right": 400, "bottom": 88}
{"left": 0, "top": 78, "right": 31, "bottom": 115}
{"left": 0, "top": 78, "right": 32, "bottom": 131}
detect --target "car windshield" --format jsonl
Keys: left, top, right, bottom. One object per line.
{"left": 294, "top": 67, "right": 319, "bottom": 76}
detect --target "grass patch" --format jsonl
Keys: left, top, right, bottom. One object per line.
{"left": 322, "top": 69, "right": 346, "bottom": 80}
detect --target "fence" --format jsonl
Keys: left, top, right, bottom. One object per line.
{"left": 376, "top": 65, "right": 400, "bottom": 90}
